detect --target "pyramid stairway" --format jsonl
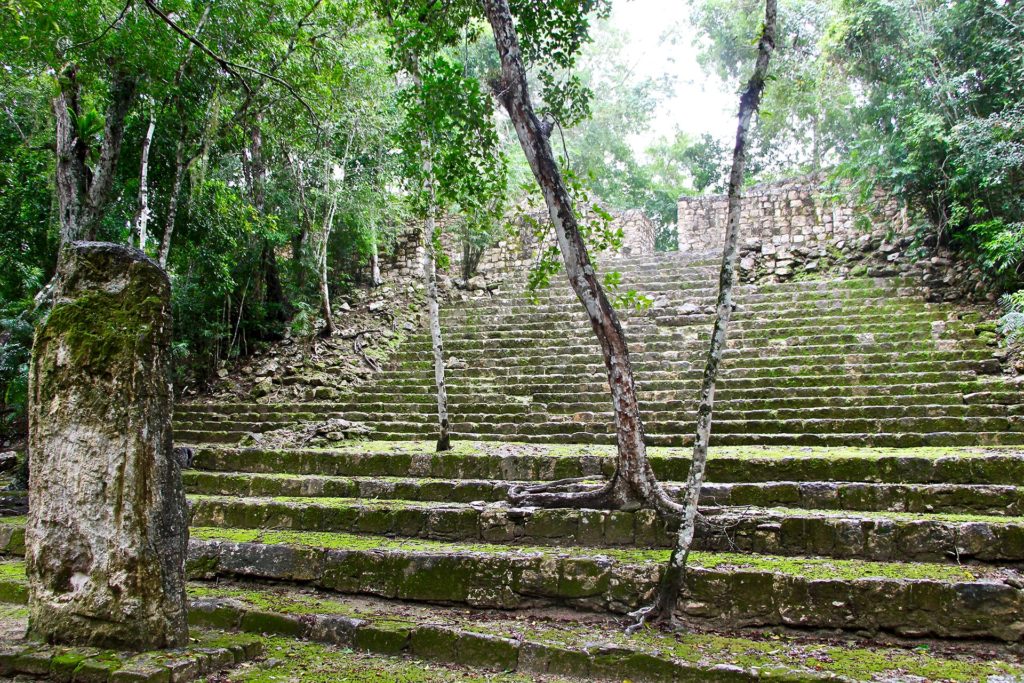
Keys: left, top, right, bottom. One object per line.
{"left": 3, "top": 251, "right": 1024, "bottom": 680}
{"left": 175, "top": 251, "right": 1024, "bottom": 447}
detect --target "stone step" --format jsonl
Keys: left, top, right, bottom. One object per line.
{"left": 390, "top": 346, "right": 994, "bottom": 368}
{"left": 373, "top": 358, "right": 990, "bottom": 381}
{"left": 186, "top": 578, "right": 1024, "bottom": 682}
{"left": 187, "top": 495, "right": 1024, "bottom": 565}
{"left": 177, "top": 415, "right": 1024, "bottom": 445}
{"left": 403, "top": 329, "right": 981, "bottom": 352}
{"left": 181, "top": 428, "right": 1024, "bottom": 448}
{"left": 442, "top": 297, "right": 951, "bottom": 326}
{"left": 174, "top": 393, "right": 980, "bottom": 422}
{"left": 415, "top": 312, "right": 956, "bottom": 338}
{"left": 408, "top": 324, "right": 975, "bottom": 349}
{"left": 178, "top": 381, "right": 1003, "bottom": 417}
{"left": 189, "top": 443, "right": 1024, "bottom": 486}
{"left": 334, "top": 379, "right": 1014, "bottom": 406}
{"left": 182, "top": 470, "right": 1024, "bottom": 516}
{"left": 369, "top": 369, "right": 983, "bottom": 392}
{"left": 481, "top": 276, "right": 923, "bottom": 304}
{"left": 183, "top": 527, "right": 1024, "bottom": 641}
{"left": 2, "top": 558, "right": 1019, "bottom": 681}
{"left": 173, "top": 404, "right": 1024, "bottom": 437}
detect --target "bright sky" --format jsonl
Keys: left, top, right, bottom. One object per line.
{"left": 609, "top": 0, "right": 738, "bottom": 157}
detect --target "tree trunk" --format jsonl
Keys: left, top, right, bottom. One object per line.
{"left": 319, "top": 157, "right": 339, "bottom": 337}
{"left": 81, "top": 72, "right": 138, "bottom": 240}
{"left": 131, "top": 107, "right": 157, "bottom": 250}
{"left": 422, "top": 152, "right": 451, "bottom": 452}
{"left": 632, "top": 0, "right": 777, "bottom": 630}
{"left": 288, "top": 151, "right": 312, "bottom": 288}
{"left": 52, "top": 66, "right": 87, "bottom": 247}
{"left": 244, "top": 121, "right": 288, "bottom": 323}
{"left": 369, "top": 227, "right": 383, "bottom": 287}
{"left": 319, "top": 198, "right": 338, "bottom": 337}
{"left": 482, "top": 0, "right": 676, "bottom": 511}
{"left": 158, "top": 127, "right": 188, "bottom": 268}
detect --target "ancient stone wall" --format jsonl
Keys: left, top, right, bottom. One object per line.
{"left": 372, "top": 207, "right": 657, "bottom": 291}
{"left": 676, "top": 176, "right": 907, "bottom": 256}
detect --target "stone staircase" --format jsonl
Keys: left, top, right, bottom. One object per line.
{"left": 4, "top": 251, "right": 1024, "bottom": 680}
{"left": 176, "top": 251, "right": 1023, "bottom": 447}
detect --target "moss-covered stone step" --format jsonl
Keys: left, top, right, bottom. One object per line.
{"left": 180, "top": 427, "right": 1024, "bottom": 448}
{"left": 375, "top": 358, "right": 989, "bottom": 382}
{"left": 182, "top": 528, "right": 1024, "bottom": 641}
{"left": 182, "top": 470, "right": 1024, "bottom": 516}
{"left": 186, "top": 495, "right": 1024, "bottom": 565}
{"left": 189, "top": 443, "right": 1024, "bottom": 486}
{"left": 447, "top": 286, "right": 935, "bottom": 316}
{"left": 185, "top": 581, "right": 1024, "bottom": 683}
{"left": 483, "top": 276, "right": 925, "bottom": 305}
{"left": 0, "top": 630, "right": 263, "bottom": 682}
{"left": 426, "top": 415, "right": 1024, "bottom": 437}
{"left": 391, "top": 346, "right": 994, "bottom": 369}
{"left": 405, "top": 331, "right": 980, "bottom": 358}
{"left": 8, "top": 562, "right": 1016, "bottom": 683}
{"left": 421, "top": 315, "right": 957, "bottom": 341}
{"left": 173, "top": 406, "right": 1024, "bottom": 443}
{"left": 371, "top": 369, "right": 983, "bottom": 393}
{"left": 0, "top": 560, "right": 1019, "bottom": 681}
{"left": 442, "top": 299, "right": 951, "bottom": 328}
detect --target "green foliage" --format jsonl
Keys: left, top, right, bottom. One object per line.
{"left": 998, "top": 292, "right": 1024, "bottom": 343}
{"left": 831, "top": 0, "right": 1024, "bottom": 287}
{"left": 690, "top": 0, "right": 856, "bottom": 175}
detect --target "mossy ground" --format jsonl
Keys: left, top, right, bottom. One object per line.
{"left": 197, "top": 638, "right": 567, "bottom": 682}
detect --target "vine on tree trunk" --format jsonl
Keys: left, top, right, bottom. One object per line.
{"left": 627, "top": 0, "right": 778, "bottom": 632}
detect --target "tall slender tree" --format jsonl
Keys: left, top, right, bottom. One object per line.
{"left": 377, "top": 0, "right": 506, "bottom": 452}
{"left": 629, "top": 0, "right": 777, "bottom": 630}
{"left": 483, "top": 0, "right": 681, "bottom": 513}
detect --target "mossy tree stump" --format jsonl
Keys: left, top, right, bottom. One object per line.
{"left": 26, "top": 242, "right": 188, "bottom": 649}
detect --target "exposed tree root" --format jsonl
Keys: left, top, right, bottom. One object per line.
{"left": 508, "top": 475, "right": 686, "bottom": 515}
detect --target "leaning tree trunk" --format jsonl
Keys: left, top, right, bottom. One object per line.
{"left": 319, "top": 157, "right": 339, "bottom": 337}
{"left": 630, "top": 0, "right": 777, "bottom": 630}
{"left": 483, "top": 0, "right": 677, "bottom": 512}
{"left": 422, "top": 150, "right": 451, "bottom": 452}
{"left": 131, "top": 107, "right": 157, "bottom": 250}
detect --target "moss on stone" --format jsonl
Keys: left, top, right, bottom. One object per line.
{"left": 187, "top": 527, "right": 984, "bottom": 582}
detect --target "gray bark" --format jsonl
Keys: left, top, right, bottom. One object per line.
{"left": 319, "top": 158, "right": 339, "bottom": 337}
{"left": 53, "top": 68, "right": 137, "bottom": 246}
{"left": 81, "top": 73, "right": 138, "bottom": 240}
{"left": 370, "top": 229, "right": 383, "bottom": 287}
{"left": 422, "top": 153, "right": 451, "bottom": 452}
{"left": 131, "top": 107, "right": 157, "bottom": 250}
{"left": 635, "top": 0, "right": 777, "bottom": 628}
{"left": 158, "top": 127, "right": 187, "bottom": 268}
{"left": 27, "top": 242, "right": 188, "bottom": 649}
{"left": 52, "top": 67, "right": 86, "bottom": 247}
{"left": 483, "top": 0, "right": 673, "bottom": 510}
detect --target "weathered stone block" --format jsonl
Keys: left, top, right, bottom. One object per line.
{"left": 27, "top": 242, "right": 187, "bottom": 649}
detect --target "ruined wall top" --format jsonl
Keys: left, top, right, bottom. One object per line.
{"left": 676, "top": 175, "right": 906, "bottom": 254}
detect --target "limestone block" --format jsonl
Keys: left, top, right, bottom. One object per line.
{"left": 27, "top": 242, "right": 187, "bottom": 649}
